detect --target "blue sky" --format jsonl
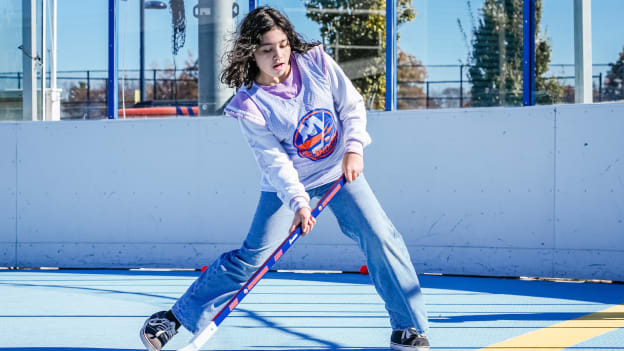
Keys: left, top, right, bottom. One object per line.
{"left": 2, "top": 0, "right": 624, "bottom": 83}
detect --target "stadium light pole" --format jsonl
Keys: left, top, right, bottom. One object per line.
{"left": 140, "top": 0, "right": 167, "bottom": 103}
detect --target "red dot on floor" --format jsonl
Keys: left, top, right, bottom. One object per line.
{"left": 359, "top": 265, "right": 369, "bottom": 275}
{"left": 201, "top": 265, "right": 209, "bottom": 273}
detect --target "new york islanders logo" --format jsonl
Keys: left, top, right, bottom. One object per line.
{"left": 293, "top": 109, "right": 338, "bottom": 161}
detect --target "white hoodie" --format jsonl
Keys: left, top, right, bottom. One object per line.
{"left": 224, "top": 45, "right": 371, "bottom": 212}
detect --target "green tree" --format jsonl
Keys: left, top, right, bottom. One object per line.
{"left": 304, "top": 0, "right": 418, "bottom": 110}
{"left": 603, "top": 46, "right": 624, "bottom": 102}
{"left": 464, "top": 0, "right": 562, "bottom": 107}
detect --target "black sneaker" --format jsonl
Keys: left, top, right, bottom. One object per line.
{"left": 140, "top": 311, "right": 179, "bottom": 351}
{"left": 390, "top": 328, "right": 430, "bottom": 351}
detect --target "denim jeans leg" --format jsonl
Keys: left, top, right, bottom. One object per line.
{"left": 172, "top": 191, "right": 292, "bottom": 334}
{"left": 327, "top": 175, "right": 429, "bottom": 333}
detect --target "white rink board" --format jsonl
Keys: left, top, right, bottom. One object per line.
{"left": 1, "top": 103, "right": 623, "bottom": 280}
{"left": 0, "top": 123, "right": 17, "bottom": 266}
{"left": 554, "top": 104, "right": 624, "bottom": 251}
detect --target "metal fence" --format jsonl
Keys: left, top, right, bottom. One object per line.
{"left": 0, "top": 68, "right": 197, "bottom": 119}
{"left": 396, "top": 63, "right": 615, "bottom": 109}
{"left": 0, "top": 63, "right": 620, "bottom": 119}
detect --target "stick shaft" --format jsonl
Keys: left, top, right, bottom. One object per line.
{"left": 178, "top": 176, "right": 346, "bottom": 351}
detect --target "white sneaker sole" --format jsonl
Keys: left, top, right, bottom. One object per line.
{"left": 140, "top": 319, "right": 159, "bottom": 351}
{"left": 390, "top": 341, "right": 430, "bottom": 351}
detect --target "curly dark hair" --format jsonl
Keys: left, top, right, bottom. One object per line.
{"left": 221, "top": 6, "right": 320, "bottom": 89}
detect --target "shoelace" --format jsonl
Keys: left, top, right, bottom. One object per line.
{"left": 402, "top": 327, "right": 423, "bottom": 340}
{"left": 148, "top": 318, "right": 178, "bottom": 338}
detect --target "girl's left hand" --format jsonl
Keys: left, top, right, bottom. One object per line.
{"left": 342, "top": 152, "right": 363, "bottom": 183}
{"left": 290, "top": 207, "right": 316, "bottom": 236}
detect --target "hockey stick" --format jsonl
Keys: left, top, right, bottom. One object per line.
{"left": 178, "top": 175, "right": 346, "bottom": 351}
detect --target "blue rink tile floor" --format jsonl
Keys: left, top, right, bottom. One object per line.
{"left": 1, "top": 269, "right": 623, "bottom": 351}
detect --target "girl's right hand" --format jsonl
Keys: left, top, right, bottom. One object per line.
{"left": 289, "top": 207, "right": 316, "bottom": 236}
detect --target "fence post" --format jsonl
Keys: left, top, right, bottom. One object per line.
{"left": 523, "top": 0, "right": 536, "bottom": 106}
{"left": 170, "top": 79, "right": 174, "bottom": 101}
{"left": 460, "top": 64, "right": 464, "bottom": 108}
{"left": 426, "top": 81, "right": 430, "bottom": 109}
{"left": 105, "top": 78, "right": 108, "bottom": 118}
{"left": 107, "top": 0, "right": 119, "bottom": 119}
{"left": 153, "top": 69, "right": 157, "bottom": 100}
{"left": 385, "top": 0, "right": 397, "bottom": 111}
{"left": 598, "top": 72, "right": 602, "bottom": 102}
{"left": 87, "top": 70, "right": 91, "bottom": 118}
{"left": 17, "top": 72, "right": 21, "bottom": 89}
{"left": 249, "top": 0, "right": 257, "bottom": 11}
{"left": 174, "top": 66, "right": 178, "bottom": 103}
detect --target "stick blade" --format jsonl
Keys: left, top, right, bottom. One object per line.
{"left": 177, "top": 322, "right": 218, "bottom": 351}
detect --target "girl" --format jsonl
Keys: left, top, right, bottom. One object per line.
{"left": 140, "top": 6, "right": 429, "bottom": 351}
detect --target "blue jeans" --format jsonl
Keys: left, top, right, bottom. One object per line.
{"left": 172, "top": 175, "right": 429, "bottom": 334}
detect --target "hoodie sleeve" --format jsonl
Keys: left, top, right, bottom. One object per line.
{"left": 226, "top": 93, "right": 311, "bottom": 213}
{"left": 237, "top": 118, "right": 311, "bottom": 212}
{"left": 314, "top": 46, "right": 372, "bottom": 155}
